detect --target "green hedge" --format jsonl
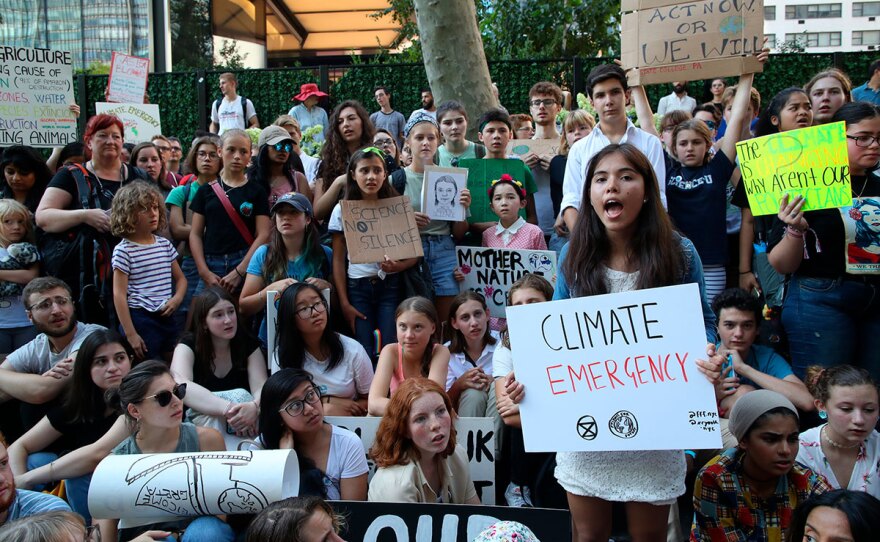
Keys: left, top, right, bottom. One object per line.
{"left": 74, "top": 51, "right": 878, "bottom": 149}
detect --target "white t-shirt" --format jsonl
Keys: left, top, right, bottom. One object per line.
{"left": 444, "top": 332, "right": 499, "bottom": 390}
{"left": 299, "top": 152, "right": 320, "bottom": 186}
{"left": 211, "top": 96, "right": 257, "bottom": 135}
{"left": 327, "top": 203, "right": 382, "bottom": 279}
{"left": 271, "top": 334, "right": 374, "bottom": 400}
{"left": 491, "top": 343, "right": 514, "bottom": 379}
{"left": 5, "top": 322, "right": 106, "bottom": 374}
{"left": 324, "top": 425, "right": 370, "bottom": 500}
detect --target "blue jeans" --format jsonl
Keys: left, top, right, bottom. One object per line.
{"left": 195, "top": 248, "right": 248, "bottom": 296}
{"left": 27, "top": 452, "right": 92, "bottom": 523}
{"left": 180, "top": 256, "right": 200, "bottom": 318}
{"left": 125, "top": 308, "right": 180, "bottom": 358}
{"left": 421, "top": 235, "right": 458, "bottom": 296}
{"left": 347, "top": 274, "right": 399, "bottom": 361}
{"left": 0, "top": 325, "right": 37, "bottom": 355}
{"left": 783, "top": 274, "right": 880, "bottom": 381}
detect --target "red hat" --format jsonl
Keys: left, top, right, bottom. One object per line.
{"left": 294, "top": 83, "right": 328, "bottom": 102}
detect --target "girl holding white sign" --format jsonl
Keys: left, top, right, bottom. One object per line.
{"left": 508, "top": 143, "right": 722, "bottom": 542}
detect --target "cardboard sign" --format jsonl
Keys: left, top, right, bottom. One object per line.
{"left": 107, "top": 52, "right": 149, "bottom": 104}
{"left": 88, "top": 450, "right": 298, "bottom": 527}
{"left": 456, "top": 247, "right": 557, "bottom": 318}
{"left": 333, "top": 501, "right": 571, "bottom": 542}
{"left": 340, "top": 197, "right": 424, "bottom": 264}
{"left": 506, "top": 283, "right": 721, "bottom": 452}
{"left": 736, "top": 122, "right": 850, "bottom": 216}
{"left": 506, "top": 139, "right": 560, "bottom": 159}
{"left": 422, "top": 166, "right": 468, "bottom": 222}
{"left": 621, "top": 0, "right": 764, "bottom": 86}
{"left": 326, "top": 416, "right": 496, "bottom": 504}
{"left": 96, "top": 102, "right": 162, "bottom": 144}
{"left": 0, "top": 47, "right": 77, "bottom": 148}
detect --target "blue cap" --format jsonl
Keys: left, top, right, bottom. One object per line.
{"left": 271, "top": 192, "right": 313, "bottom": 217}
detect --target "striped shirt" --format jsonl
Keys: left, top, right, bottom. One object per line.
{"left": 6, "top": 489, "right": 71, "bottom": 522}
{"left": 112, "top": 236, "right": 179, "bottom": 312}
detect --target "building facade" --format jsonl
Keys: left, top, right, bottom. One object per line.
{"left": 764, "top": 0, "right": 880, "bottom": 52}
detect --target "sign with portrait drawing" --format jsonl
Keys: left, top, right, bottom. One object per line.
{"left": 422, "top": 166, "right": 468, "bottom": 222}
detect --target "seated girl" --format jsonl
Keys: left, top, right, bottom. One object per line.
{"left": 368, "top": 296, "right": 450, "bottom": 416}
{"left": 367, "top": 377, "right": 480, "bottom": 504}
{"left": 272, "top": 283, "right": 373, "bottom": 416}
{"left": 257, "top": 368, "right": 368, "bottom": 500}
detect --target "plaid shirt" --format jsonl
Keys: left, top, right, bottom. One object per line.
{"left": 690, "top": 448, "right": 830, "bottom": 542}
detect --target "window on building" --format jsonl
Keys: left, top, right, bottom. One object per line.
{"left": 785, "top": 32, "right": 842, "bottom": 47}
{"left": 853, "top": 30, "right": 880, "bottom": 45}
{"left": 765, "top": 34, "right": 777, "bottom": 48}
{"left": 785, "top": 3, "right": 842, "bottom": 18}
{"left": 853, "top": 2, "right": 880, "bottom": 16}
{"left": 764, "top": 5, "right": 776, "bottom": 19}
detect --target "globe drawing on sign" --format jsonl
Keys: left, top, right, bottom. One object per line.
{"left": 512, "top": 144, "right": 531, "bottom": 155}
{"left": 719, "top": 15, "right": 745, "bottom": 37}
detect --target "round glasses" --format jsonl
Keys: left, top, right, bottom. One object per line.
{"left": 280, "top": 386, "right": 321, "bottom": 416}
{"left": 296, "top": 302, "right": 327, "bottom": 319}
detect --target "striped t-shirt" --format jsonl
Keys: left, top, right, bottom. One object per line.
{"left": 111, "top": 235, "right": 179, "bottom": 312}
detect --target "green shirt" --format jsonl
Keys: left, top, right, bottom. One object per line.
{"left": 460, "top": 158, "right": 536, "bottom": 224}
{"left": 404, "top": 168, "right": 451, "bottom": 236}
{"left": 437, "top": 141, "right": 479, "bottom": 167}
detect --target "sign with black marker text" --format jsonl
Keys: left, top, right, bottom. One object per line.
{"left": 506, "top": 283, "right": 721, "bottom": 452}
{"left": 341, "top": 197, "right": 424, "bottom": 264}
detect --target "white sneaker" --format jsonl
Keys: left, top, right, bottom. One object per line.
{"left": 504, "top": 482, "right": 534, "bottom": 507}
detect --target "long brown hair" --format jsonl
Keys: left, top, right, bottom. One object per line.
{"left": 562, "top": 143, "right": 684, "bottom": 297}
{"left": 369, "top": 378, "right": 457, "bottom": 467}
{"left": 318, "top": 100, "right": 375, "bottom": 192}
{"left": 447, "top": 291, "right": 496, "bottom": 354}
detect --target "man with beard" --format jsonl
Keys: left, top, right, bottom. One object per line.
{"left": 408, "top": 88, "right": 437, "bottom": 121}
{"left": 0, "top": 433, "right": 70, "bottom": 527}
{"left": 657, "top": 80, "right": 697, "bottom": 116}
{"left": 0, "top": 278, "right": 105, "bottom": 416}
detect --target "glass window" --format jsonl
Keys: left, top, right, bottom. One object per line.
{"left": 853, "top": 2, "right": 880, "bottom": 16}
{"left": 853, "top": 30, "right": 880, "bottom": 45}
{"left": 764, "top": 5, "right": 776, "bottom": 19}
{"left": 785, "top": 32, "right": 842, "bottom": 47}
{"left": 785, "top": 3, "right": 842, "bottom": 18}
{"left": 765, "top": 33, "right": 777, "bottom": 49}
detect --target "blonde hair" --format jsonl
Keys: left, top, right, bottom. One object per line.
{"left": 0, "top": 199, "right": 34, "bottom": 245}
{"left": 671, "top": 119, "right": 714, "bottom": 164}
{"left": 110, "top": 180, "right": 166, "bottom": 237}
{"left": 559, "top": 109, "right": 596, "bottom": 156}
{"left": 274, "top": 115, "right": 301, "bottom": 131}
{"left": 0, "top": 511, "right": 85, "bottom": 542}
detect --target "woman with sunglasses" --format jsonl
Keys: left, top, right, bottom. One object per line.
{"left": 99, "top": 359, "right": 234, "bottom": 542}
{"left": 257, "top": 369, "right": 369, "bottom": 500}
{"left": 8, "top": 330, "right": 133, "bottom": 524}
{"left": 272, "top": 283, "right": 373, "bottom": 416}
{"left": 247, "top": 126, "right": 313, "bottom": 207}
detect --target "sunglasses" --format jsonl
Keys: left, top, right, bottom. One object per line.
{"left": 142, "top": 383, "right": 187, "bottom": 407}
{"left": 273, "top": 142, "right": 293, "bottom": 153}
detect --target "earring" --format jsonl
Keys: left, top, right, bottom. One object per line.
{"left": 818, "top": 410, "right": 827, "bottom": 420}
{"left": 643, "top": 198, "right": 648, "bottom": 203}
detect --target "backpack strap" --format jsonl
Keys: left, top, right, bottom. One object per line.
{"left": 391, "top": 168, "right": 407, "bottom": 196}
{"left": 474, "top": 143, "right": 487, "bottom": 159}
{"left": 66, "top": 163, "right": 94, "bottom": 210}
{"left": 240, "top": 95, "right": 248, "bottom": 123}
{"left": 178, "top": 174, "right": 196, "bottom": 219}
{"left": 208, "top": 181, "right": 255, "bottom": 245}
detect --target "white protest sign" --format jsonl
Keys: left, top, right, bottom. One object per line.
{"left": 507, "top": 283, "right": 721, "bottom": 452}
{"left": 456, "top": 247, "right": 557, "bottom": 318}
{"left": 96, "top": 102, "right": 162, "bottom": 144}
{"left": 327, "top": 416, "right": 496, "bottom": 504}
{"left": 0, "top": 47, "right": 77, "bottom": 148}
{"left": 107, "top": 52, "right": 149, "bottom": 104}
{"left": 422, "top": 166, "right": 468, "bottom": 222}
{"left": 88, "top": 450, "right": 298, "bottom": 526}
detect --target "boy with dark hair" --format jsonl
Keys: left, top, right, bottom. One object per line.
{"left": 561, "top": 64, "right": 666, "bottom": 232}
{"left": 436, "top": 101, "right": 486, "bottom": 167}
{"left": 852, "top": 58, "right": 880, "bottom": 105}
{"left": 370, "top": 86, "right": 406, "bottom": 149}
{"left": 526, "top": 81, "right": 564, "bottom": 250}
{"left": 459, "top": 109, "right": 538, "bottom": 240}
{"left": 408, "top": 88, "right": 437, "bottom": 120}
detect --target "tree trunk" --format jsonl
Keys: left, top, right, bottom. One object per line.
{"left": 413, "top": 0, "right": 497, "bottom": 140}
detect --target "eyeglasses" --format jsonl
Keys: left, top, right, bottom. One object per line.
{"left": 374, "top": 138, "right": 394, "bottom": 148}
{"left": 141, "top": 383, "right": 187, "bottom": 407}
{"left": 27, "top": 295, "right": 72, "bottom": 313}
{"left": 155, "top": 145, "right": 171, "bottom": 153}
{"left": 170, "top": 146, "right": 182, "bottom": 153}
{"left": 279, "top": 386, "right": 321, "bottom": 417}
{"left": 197, "top": 151, "right": 219, "bottom": 160}
{"left": 273, "top": 142, "right": 293, "bottom": 153}
{"left": 296, "top": 302, "right": 327, "bottom": 320}
{"left": 848, "top": 135, "right": 880, "bottom": 148}
{"left": 85, "top": 524, "right": 101, "bottom": 542}
{"left": 530, "top": 98, "right": 557, "bottom": 108}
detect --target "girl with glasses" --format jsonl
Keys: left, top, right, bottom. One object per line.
{"left": 8, "top": 330, "right": 133, "bottom": 523}
{"left": 373, "top": 129, "right": 401, "bottom": 174}
{"left": 257, "top": 369, "right": 369, "bottom": 500}
{"left": 247, "top": 126, "right": 313, "bottom": 207}
{"left": 101, "top": 359, "right": 234, "bottom": 542}
{"left": 171, "top": 287, "right": 267, "bottom": 446}
{"left": 271, "top": 283, "right": 373, "bottom": 417}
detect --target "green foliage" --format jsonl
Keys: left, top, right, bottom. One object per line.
{"left": 75, "top": 62, "right": 111, "bottom": 76}
{"left": 170, "top": 0, "right": 213, "bottom": 71}
{"left": 330, "top": 63, "right": 429, "bottom": 117}
{"left": 300, "top": 125, "right": 325, "bottom": 158}
{"left": 216, "top": 40, "right": 248, "bottom": 70}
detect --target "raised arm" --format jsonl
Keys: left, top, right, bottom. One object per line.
{"left": 629, "top": 86, "right": 659, "bottom": 138}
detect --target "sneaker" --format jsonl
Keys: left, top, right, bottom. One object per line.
{"left": 504, "top": 482, "right": 534, "bottom": 507}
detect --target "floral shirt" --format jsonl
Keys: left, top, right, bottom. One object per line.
{"left": 691, "top": 448, "right": 830, "bottom": 542}
{"left": 797, "top": 425, "right": 880, "bottom": 499}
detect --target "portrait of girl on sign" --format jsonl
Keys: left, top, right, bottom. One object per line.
{"left": 843, "top": 197, "right": 880, "bottom": 271}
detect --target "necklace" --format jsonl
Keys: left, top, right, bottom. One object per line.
{"left": 822, "top": 425, "right": 861, "bottom": 450}
{"left": 221, "top": 176, "right": 245, "bottom": 194}
{"left": 854, "top": 176, "right": 872, "bottom": 199}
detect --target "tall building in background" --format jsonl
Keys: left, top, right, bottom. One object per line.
{"left": 0, "top": 0, "right": 152, "bottom": 70}
{"left": 764, "top": 0, "right": 880, "bottom": 52}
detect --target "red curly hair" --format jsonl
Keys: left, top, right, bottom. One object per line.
{"left": 369, "top": 378, "right": 457, "bottom": 468}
